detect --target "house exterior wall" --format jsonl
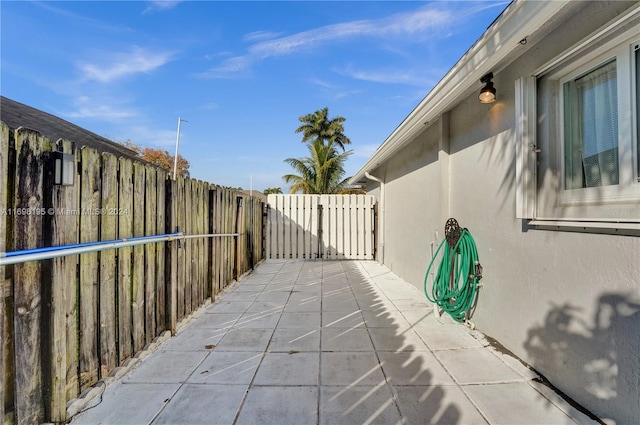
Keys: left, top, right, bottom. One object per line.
{"left": 364, "top": 2, "right": 640, "bottom": 423}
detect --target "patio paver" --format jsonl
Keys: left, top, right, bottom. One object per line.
{"left": 70, "top": 259, "right": 599, "bottom": 425}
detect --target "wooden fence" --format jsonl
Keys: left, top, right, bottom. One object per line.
{"left": 266, "top": 194, "right": 376, "bottom": 260}
{"left": 0, "top": 123, "right": 266, "bottom": 424}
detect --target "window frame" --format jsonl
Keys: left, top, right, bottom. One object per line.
{"left": 554, "top": 35, "right": 639, "bottom": 206}
{"left": 516, "top": 10, "right": 640, "bottom": 232}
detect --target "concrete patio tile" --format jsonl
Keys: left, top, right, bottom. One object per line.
{"left": 321, "top": 327, "right": 375, "bottom": 352}
{"left": 361, "top": 309, "right": 410, "bottom": 328}
{"left": 255, "top": 290, "right": 291, "bottom": 303}
{"left": 320, "top": 384, "right": 403, "bottom": 425}
{"left": 122, "top": 351, "right": 207, "bottom": 384}
{"left": 217, "top": 290, "right": 259, "bottom": 301}
{"left": 189, "top": 312, "right": 241, "bottom": 329}
{"left": 214, "top": 328, "right": 273, "bottom": 352}
{"left": 252, "top": 352, "right": 319, "bottom": 385}
{"left": 232, "top": 284, "right": 267, "bottom": 292}
{"left": 188, "top": 351, "right": 262, "bottom": 384}
{"left": 244, "top": 301, "right": 285, "bottom": 314}
{"left": 358, "top": 298, "right": 398, "bottom": 311}
{"left": 235, "top": 386, "right": 318, "bottom": 425}
{"left": 322, "top": 310, "right": 365, "bottom": 328}
{"left": 320, "top": 352, "right": 386, "bottom": 386}
{"left": 529, "top": 379, "right": 601, "bottom": 424}
{"left": 153, "top": 384, "right": 247, "bottom": 424}
{"left": 400, "top": 309, "right": 435, "bottom": 327}
{"left": 284, "top": 297, "right": 322, "bottom": 312}
{"left": 161, "top": 328, "right": 227, "bottom": 351}
{"left": 293, "top": 282, "right": 322, "bottom": 293}
{"left": 268, "top": 327, "right": 320, "bottom": 352}
{"left": 278, "top": 312, "right": 321, "bottom": 328}
{"left": 393, "top": 385, "right": 488, "bottom": 425}
{"left": 415, "top": 323, "right": 485, "bottom": 350}
{"left": 378, "top": 350, "right": 455, "bottom": 386}
{"left": 322, "top": 297, "right": 360, "bottom": 312}
{"left": 368, "top": 327, "right": 431, "bottom": 352}
{"left": 234, "top": 309, "right": 282, "bottom": 329}
{"left": 69, "top": 260, "right": 600, "bottom": 425}
{"left": 206, "top": 300, "right": 252, "bottom": 314}
{"left": 392, "top": 298, "right": 431, "bottom": 310}
{"left": 435, "top": 347, "right": 524, "bottom": 384}
{"left": 322, "top": 286, "right": 353, "bottom": 298}
{"left": 463, "top": 382, "right": 579, "bottom": 425}
{"left": 70, "top": 382, "right": 179, "bottom": 425}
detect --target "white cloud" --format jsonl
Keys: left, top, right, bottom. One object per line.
{"left": 79, "top": 46, "right": 174, "bottom": 83}
{"left": 337, "top": 64, "right": 441, "bottom": 87}
{"left": 66, "top": 97, "right": 137, "bottom": 121}
{"left": 143, "top": 1, "right": 184, "bottom": 14}
{"left": 199, "top": 4, "right": 456, "bottom": 79}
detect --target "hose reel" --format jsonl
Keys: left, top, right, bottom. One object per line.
{"left": 424, "top": 218, "right": 482, "bottom": 324}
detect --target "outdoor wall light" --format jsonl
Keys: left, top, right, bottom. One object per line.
{"left": 53, "top": 151, "right": 75, "bottom": 186}
{"left": 478, "top": 72, "right": 496, "bottom": 104}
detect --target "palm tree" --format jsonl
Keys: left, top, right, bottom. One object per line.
{"left": 295, "top": 107, "right": 351, "bottom": 151}
{"left": 284, "top": 139, "right": 353, "bottom": 194}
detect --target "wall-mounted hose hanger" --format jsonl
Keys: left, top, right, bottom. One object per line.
{"left": 424, "top": 218, "right": 482, "bottom": 323}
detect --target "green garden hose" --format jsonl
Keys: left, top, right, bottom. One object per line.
{"left": 424, "top": 227, "right": 482, "bottom": 323}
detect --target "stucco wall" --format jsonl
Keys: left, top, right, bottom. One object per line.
{"left": 366, "top": 2, "right": 640, "bottom": 423}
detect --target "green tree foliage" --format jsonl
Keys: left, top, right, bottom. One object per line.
{"left": 263, "top": 187, "right": 283, "bottom": 195}
{"left": 284, "top": 107, "right": 364, "bottom": 194}
{"left": 295, "top": 107, "right": 351, "bottom": 151}
{"left": 284, "top": 139, "right": 353, "bottom": 194}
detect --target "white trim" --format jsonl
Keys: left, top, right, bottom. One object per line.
{"left": 529, "top": 219, "right": 640, "bottom": 232}
{"left": 533, "top": 4, "right": 640, "bottom": 77}
{"left": 515, "top": 76, "right": 537, "bottom": 219}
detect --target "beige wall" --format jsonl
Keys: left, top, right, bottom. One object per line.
{"left": 365, "top": 2, "right": 640, "bottom": 423}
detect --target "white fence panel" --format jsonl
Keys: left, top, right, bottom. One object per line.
{"left": 267, "top": 194, "right": 376, "bottom": 260}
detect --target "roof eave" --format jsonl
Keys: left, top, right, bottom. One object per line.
{"left": 350, "top": 0, "right": 571, "bottom": 185}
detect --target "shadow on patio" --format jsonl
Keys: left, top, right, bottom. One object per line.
{"left": 70, "top": 260, "right": 597, "bottom": 425}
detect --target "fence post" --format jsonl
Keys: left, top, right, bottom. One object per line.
{"left": 117, "top": 158, "right": 133, "bottom": 362}
{"left": 42, "top": 140, "right": 77, "bottom": 423}
{"left": 165, "top": 179, "right": 178, "bottom": 334}
{"left": 78, "top": 147, "right": 100, "bottom": 390}
{"left": 234, "top": 196, "right": 243, "bottom": 280}
{"left": 99, "top": 153, "right": 118, "bottom": 377}
{"left": 0, "top": 123, "right": 9, "bottom": 424}
{"left": 13, "top": 128, "right": 46, "bottom": 424}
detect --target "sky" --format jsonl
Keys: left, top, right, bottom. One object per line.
{"left": 1, "top": 0, "right": 509, "bottom": 192}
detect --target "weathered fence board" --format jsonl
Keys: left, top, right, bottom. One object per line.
{"left": 42, "top": 139, "right": 77, "bottom": 422}
{"left": 144, "top": 165, "right": 157, "bottom": 344}
{"left": 155, "top": 169, "right": 166, "bottom": 334}
{"left": 0, "top": 121, "right": 265, "bottom": 424}
{"left": 118, "top": 158, "right": 133, "bottom": 365}
{"left": 79, "top": 147, "right": 100, "bottom": 390}
{"left": 118, "top": 157, "right": 134, "bottom": 363}
{"left": 0, "top": 123, "right": 8, "bottom": 424}
{"left": 13, "top": 129, "right": 46, "bottom": 424}
{"left": 132, "top": 162, "right": 145, "bottom": 354}
{"left": 100, "top": 153, "right": 118, "bottom": 377}
{"left": 267, "top": 194, "right": 376, "bottom": 260}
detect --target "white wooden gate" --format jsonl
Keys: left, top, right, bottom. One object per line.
{"left": 267, "top": 194, "right": 376, "bottom": 260}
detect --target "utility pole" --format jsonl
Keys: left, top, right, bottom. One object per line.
{"left": 173, "top": 117, "right": 187, "bottom": 180}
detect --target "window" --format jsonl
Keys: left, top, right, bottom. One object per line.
{"left": 563, "top": 59, "right": 619, "bottom": 190}
{"left": 517, "top": 11, "right": 640, "bottom": 230}
{"left": 555, "top": 34, "right": 639, "bottom": 205}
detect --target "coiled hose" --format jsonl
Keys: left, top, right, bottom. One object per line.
{"left": 423, "top": 228, "right": 481, "bottom": 323}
